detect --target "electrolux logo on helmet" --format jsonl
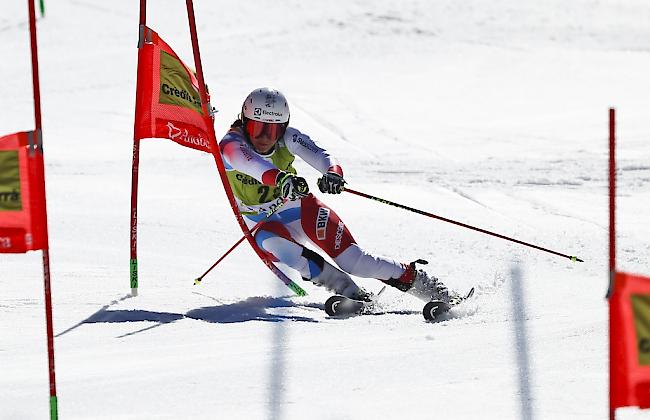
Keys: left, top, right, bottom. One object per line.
{"left": 262, "top": 109, "right": 283, "bottom": 118}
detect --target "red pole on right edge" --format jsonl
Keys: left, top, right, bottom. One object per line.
{"left": 28, "top": 0, "right": 58, "bottom": 417}
{"left": 609, "top": 108, "right": 616, "bottom": 277}
{"left": 608, "top": 107, "right": 616, "bottom": 420}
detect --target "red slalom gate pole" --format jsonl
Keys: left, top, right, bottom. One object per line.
{"left": 344, "top": 187, "right": 584, "bottom": 263}
{"left": 184, "top": 0, "right": 306, "bottom": 296}
{"left": 28, "top": 0, "right": 58, "bottom": 418}
{"left": 129, "top": 0, "right": 147, "bottom": 296}
{"left": 608, "top": 107, "right": 616, "bottom": 420}
{"left": 609, "top": 108, "right": 616, "bottom": 283}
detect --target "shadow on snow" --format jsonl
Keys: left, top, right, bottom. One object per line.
{"left": 56, "top": 295, "right": 319, "bottom": 338}
{"left": 186, "top": 296, "right": 319, "bottom": 324}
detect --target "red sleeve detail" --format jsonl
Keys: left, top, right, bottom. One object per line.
{"left": 327, "top": 165, "right": 344, "bottom": 177}
{"left": 262, "top": 168, "right": 281, "bottom": 185}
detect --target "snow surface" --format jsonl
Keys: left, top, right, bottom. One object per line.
{"left": 2, "top": 0, "right": 650, "bottom": 419}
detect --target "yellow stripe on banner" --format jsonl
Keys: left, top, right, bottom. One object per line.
{"left": 0, "top": 151, "right": 22, "bottom": 211}
{"left": 158, "top": 51, "right": 203, "bottom": 115}
{"left": 631, "top": 294, "right": 650, "bottom": 366}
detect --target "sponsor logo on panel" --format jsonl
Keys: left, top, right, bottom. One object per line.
{"left": 334, "top": 221, "right": 345, "bottom": 250}
{"left": 158, "top": 51, "right": 203, "bottom": 114}
{"left": 0, "top": 151, "right": 22, "bottom": 211}
{"left": 316, "top": 207, "right": 330, "bottom": 240}
{"left": 166, "top": 122, "right": 209, "bottom": 149}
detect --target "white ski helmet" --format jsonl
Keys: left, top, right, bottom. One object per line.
{"left": 242, "top": 87, "right": 290, "bottom": 124}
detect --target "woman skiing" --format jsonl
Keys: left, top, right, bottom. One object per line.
{"left": 219, "top": 87, "right": 455, "bottom": 304}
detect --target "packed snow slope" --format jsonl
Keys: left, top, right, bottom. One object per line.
{"left": 2, "top": 1, "right": 650, "bottom": 419}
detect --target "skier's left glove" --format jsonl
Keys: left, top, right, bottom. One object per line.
{"left": 277, "top": 172, "right": 310, "bottom": 201}
{"left": 317, "top": 172, "right": 346, "bottom": 194}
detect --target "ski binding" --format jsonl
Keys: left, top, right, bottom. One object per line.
{"left": 324, "top": 286, "right": 385, "bottom": 317}
{"left": 422, "top": 287, "right": 475, "bottom": 321}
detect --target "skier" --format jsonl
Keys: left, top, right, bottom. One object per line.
{"left": 219, "top": 87, "right": 455, "bottom": 304}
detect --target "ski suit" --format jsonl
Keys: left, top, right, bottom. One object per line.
{"left": 219, "top": 122, "right": 406, "bottom": 293}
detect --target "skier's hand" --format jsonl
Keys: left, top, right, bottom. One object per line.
{"left": 317, "top": 172, "right": 345, "bottom": 194}
{"left": 277, "top": 172, "right": 309, "bottom": 201}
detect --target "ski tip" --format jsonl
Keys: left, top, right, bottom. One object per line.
{"left": 193, "top": 278, "right": 202, "bottom": 286}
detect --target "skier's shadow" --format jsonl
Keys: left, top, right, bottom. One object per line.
{"left": 56, "top": 295, "right": 318, "bottom": 338}
{"left": 186, "top": 296, "right": 319, "bottom": 324}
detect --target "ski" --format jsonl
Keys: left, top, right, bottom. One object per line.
{"left": 324, "top": 295, "right": 372, "bottom": 317}
{"left": 324, "top": 286, "right": 386, "bottom": 317}
{"left": 324, "top": 286, "right": 475, "bottom": 319}
{"left": 422, "top": 287, "right": 475, "bottom": 321}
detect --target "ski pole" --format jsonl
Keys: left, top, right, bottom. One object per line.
{"left": 193, "top": 199, "right": 288, "bottom": 285}
{"left": 344, "top": 187, "right": 584, "bottom": 263}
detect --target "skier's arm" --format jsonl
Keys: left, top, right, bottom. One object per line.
{"left": 220, "top": 129, "right": 310, "bottom": 202}
{"left": 220, "top": 132, "right": 281, "bottom": 185}
{"left": 284, "top": 128, "right": 343, "bottom": 177}
{"left": 284, "top": 128, "right": 345, "bottom": 194}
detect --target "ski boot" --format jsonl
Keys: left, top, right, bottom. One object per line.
{"left": 306, "top": 259, "right": 370, "bottom": 301}
{"left": 386, "top": 260, "right": 472, "bottom": 320}
{"left": 385, "top": 259, "right": 453, "bottom": 303}
{"left": 308, "top": 260, "right": 374, "bottom": 316}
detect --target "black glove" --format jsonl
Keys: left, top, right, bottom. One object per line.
{"left": 277, "top": 172, "right": 310, "bottom": 201}
{"left": 317, "top": 172, "right": 346, "bottom": 194}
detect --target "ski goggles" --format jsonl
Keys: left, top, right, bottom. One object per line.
{"left": 245, "top": 119, "right": 287, "bottom": 141}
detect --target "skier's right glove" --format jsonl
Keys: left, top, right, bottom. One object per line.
{"left": 277, "top": 172, "right": 310, "bottom": 201}
{"left": 317, "top": 172, "right": 346, "bottom": 194}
